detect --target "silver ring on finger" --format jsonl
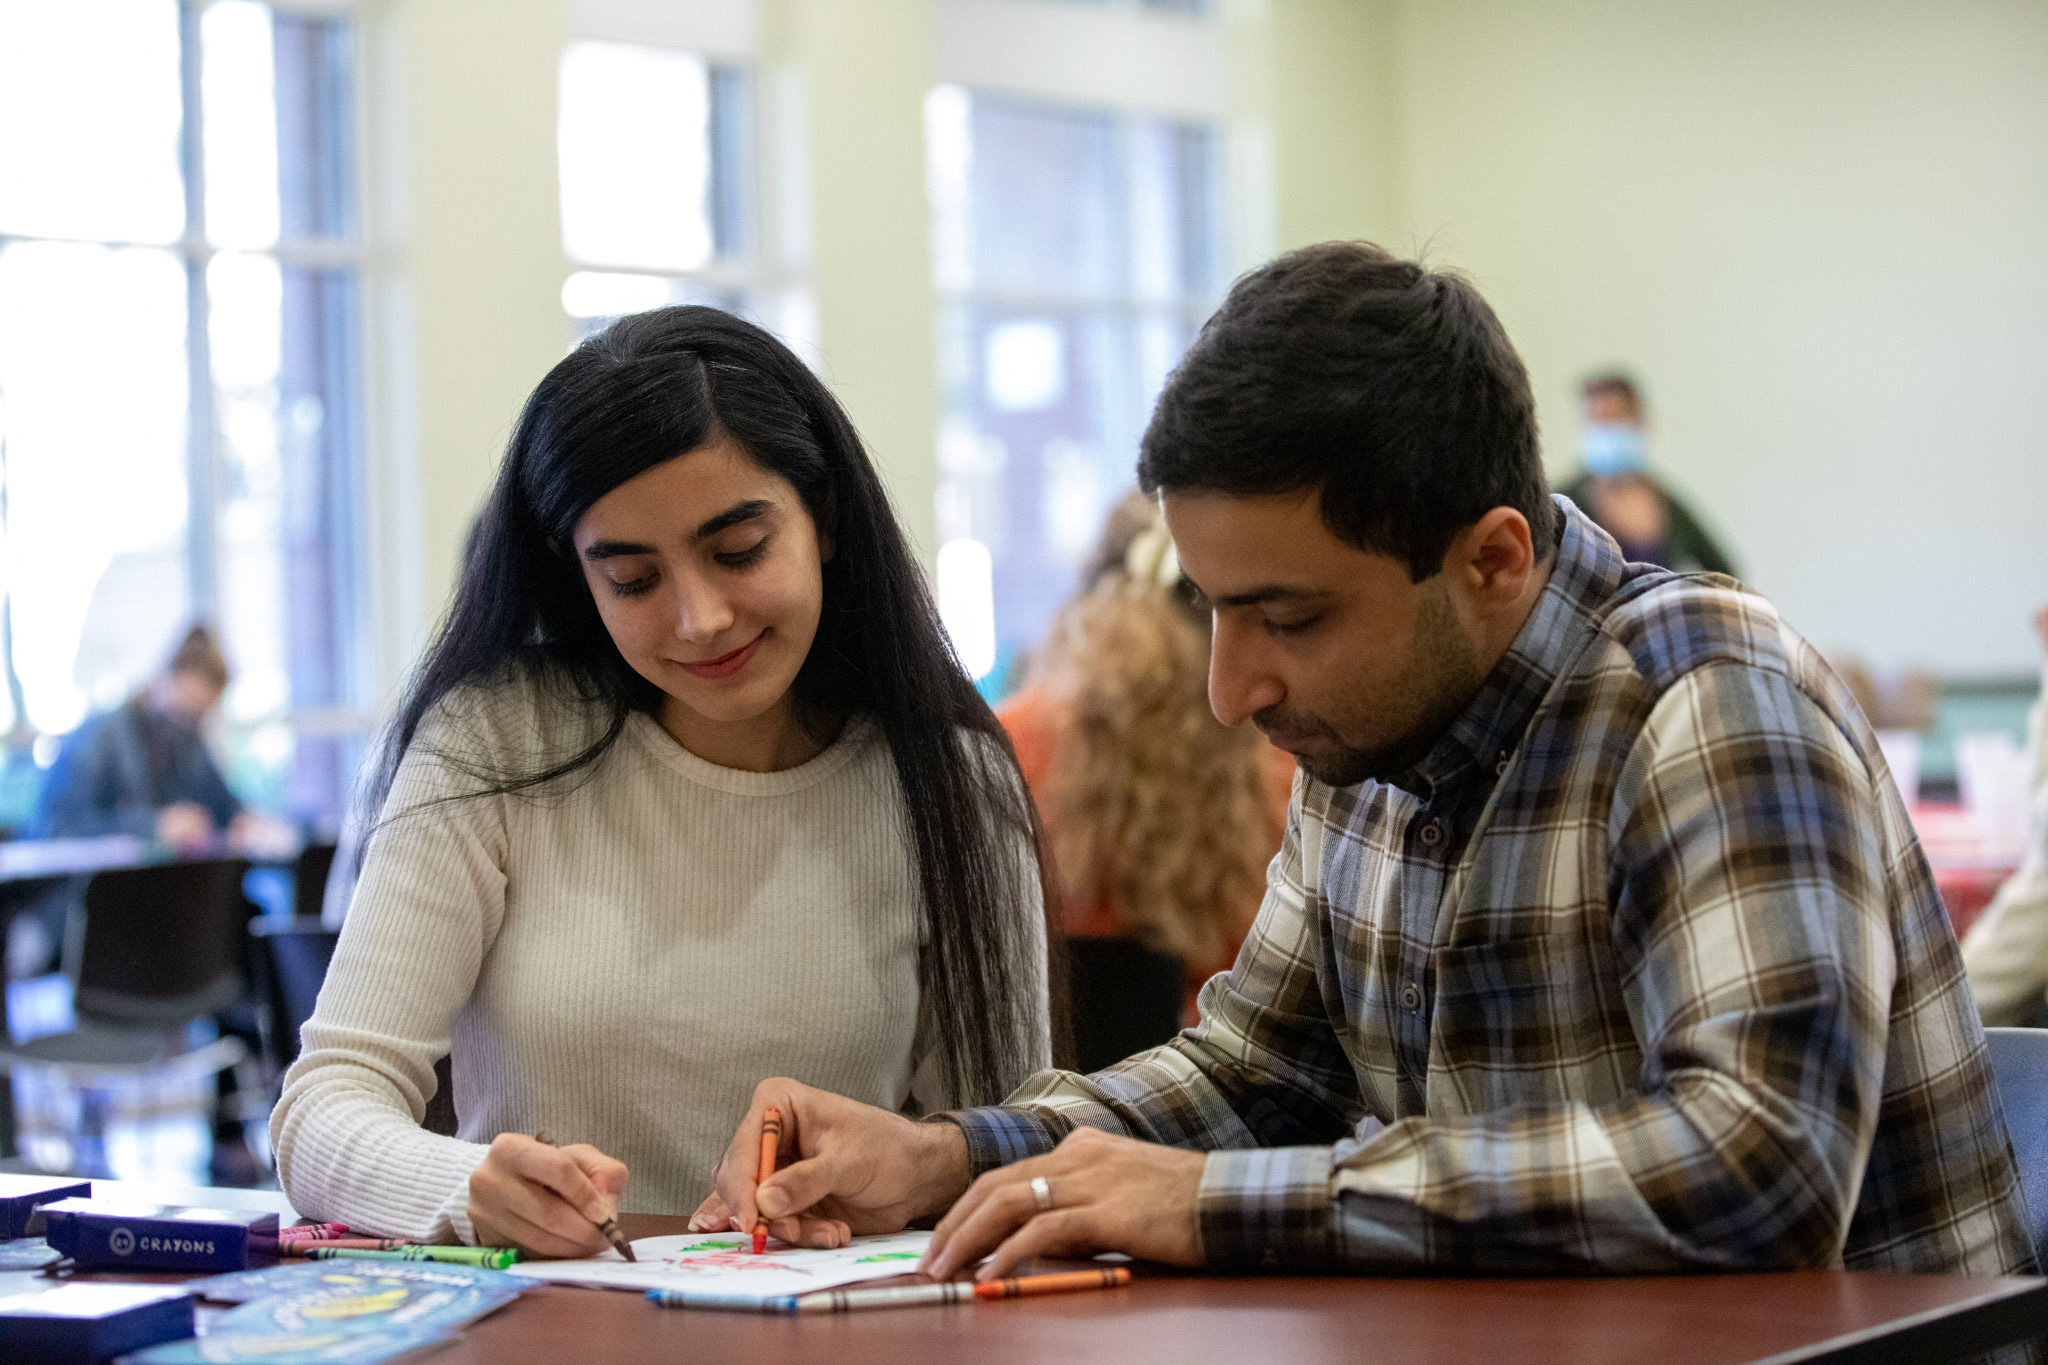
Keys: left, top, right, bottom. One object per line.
{"left": 1030, "top": 1176, "right": 1055, "bottom": 1214}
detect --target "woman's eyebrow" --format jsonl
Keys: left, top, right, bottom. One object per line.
{"left": 581, "top": 539, "right": 652, "bottom": 562}
{"left": 580, "top": 500, "right": 776, "bottom": 561}
{"left": 691, "top": 499, "right": 774, "bottom": 543}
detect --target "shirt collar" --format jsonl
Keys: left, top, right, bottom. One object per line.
{"left": 1408, "top": 497, "right": 1626, "bottom": 797}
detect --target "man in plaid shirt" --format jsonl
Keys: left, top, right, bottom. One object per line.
{"left": 700, "top": 243, "right": 2035, "bottom": 1285}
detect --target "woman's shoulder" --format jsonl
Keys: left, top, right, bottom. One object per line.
{"left": 414, "top": 655, "right": 620, "bottom": 770}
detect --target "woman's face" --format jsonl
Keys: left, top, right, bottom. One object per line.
{"left": 571, "top": 434, "right": 831, "bottom": 768}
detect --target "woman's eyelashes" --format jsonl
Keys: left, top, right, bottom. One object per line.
{"left": 607, "top": 575, "right": 657, "bottom": 599}
{"left": 603, "top": 537, "right": 770, "bottom": 596}
{"left": 713, "top": 536, "right": 770, "bottom": 570}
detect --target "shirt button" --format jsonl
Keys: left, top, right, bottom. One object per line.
{"left": 1401, "top": 982, "right": 1422, "bottom": 1012}
{"left": 1418, "top": 819, "right": 1443, "bottom": 847}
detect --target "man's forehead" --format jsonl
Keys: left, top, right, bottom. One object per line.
{"left": 1160, "top": 487, "right": 1391, "bottom": 597}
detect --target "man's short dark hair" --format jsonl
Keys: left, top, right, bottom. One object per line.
{"left": 1138, "top": 241, "right": 1557, "bottom": 582}
{"left": 1580, "top": 370, "right": 1643, "bottom": 418}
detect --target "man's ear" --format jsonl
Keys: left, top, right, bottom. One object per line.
{"left": 1454, "top": 507, "right": 1536, "bottom": 610}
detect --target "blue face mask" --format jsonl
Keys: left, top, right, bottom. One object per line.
{"left": 1581, "top": 422, "right": 1647, "bottom": 476}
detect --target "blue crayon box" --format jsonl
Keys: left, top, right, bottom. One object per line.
{"left": 0, "top": 1282, "right": 194, "bottom": 1363}
{"left": 40, "top": 1200, "right": 280, "bottom": 1273}
{"left": 0, "top": 1173, "right": 91, "bottom": 1239}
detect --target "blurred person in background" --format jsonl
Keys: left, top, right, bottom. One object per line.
{"left": 1557, "top": 372, "right": 1736, "bottom": 576}
{"left": 1959, "top": 606, "right": 2048, "bottom": 1025}
{"left": 28, "top": 625, "right": 251, "bottom": 851}
{"left": 998, "top": 492, "right": 1293, "bottom": 1050}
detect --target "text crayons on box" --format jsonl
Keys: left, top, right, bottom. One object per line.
{"left": 754, "top": 1106, "right": 781, "bottom": 1254}
{"left": 39, "top": 1201, "right": 280, "bottom": 1272}
{"left": 649, "top": 1266, "right": 1134, "bottom": 1314}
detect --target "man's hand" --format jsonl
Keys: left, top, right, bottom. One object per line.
{"left": 689, "top": 1078, "right": 972, "bottom": 1250}
{"left": 919, "top": 1127, "right": 1205, "bottom": 1281}
{"left": 468, "top": 1133, "right": 629, "bottom": 1258}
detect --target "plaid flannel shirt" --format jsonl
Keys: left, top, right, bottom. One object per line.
{"left": 948, "top": 499, "right": 2036, "bottom": 1277}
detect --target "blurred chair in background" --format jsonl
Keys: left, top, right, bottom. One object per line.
{"left": 1556, "top": 372, "right": 1737, "bottom": 577}
{"left": 0, "top": 858, "right": 256, "bottom": 1181}
{"left": 1961, "top": 607, "right": 2048, "bottom": 1026}
{"left": 1982, "top": 1026, "right": 2048, "bottom": 1261}
{"left": 999, "top": 492, "right": 1292, "bottom": 1072}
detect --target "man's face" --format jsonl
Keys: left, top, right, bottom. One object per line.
{"left": 1583, "top": 390, "right": 1640, "bottom": 430}
{"left": 1163, "top": 489, "right": 1489, "bottom": 788}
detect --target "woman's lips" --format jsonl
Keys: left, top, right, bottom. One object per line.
{"left": 677, "top": 633, "right": 764, "bottom": 680}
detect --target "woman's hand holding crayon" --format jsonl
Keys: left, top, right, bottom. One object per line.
{"left": 690, "top": 1078, "right": 972, "bottom": 1249}
{"left": 468, "top": 1132, "right": 630, "bottom": 1259}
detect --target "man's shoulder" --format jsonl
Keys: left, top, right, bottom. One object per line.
{"left": 1592, "top": 568, "right": 1802, "bottom": 695}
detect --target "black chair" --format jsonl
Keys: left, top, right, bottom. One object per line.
{"left": 1984, "top": 1027, "right": 2048, "bottom": 1262}
{"left": 247, "top": 916, "right": 339, "bottom": 1074}
{"left": 0, "top": 859, "right": 256, "bottom": 1174}
{"left": 291, "top": 842, "right": 339, "bottom": 922}
{"left": 1065, "top": 936, "right": 1186, "bottom": 1075}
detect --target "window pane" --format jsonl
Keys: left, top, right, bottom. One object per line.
{"left": 273, "top": 12, "right": 355, "bottom": 242}
{"left": 203, "top": 0, "right": 280, "bottom": 249}
{"left": 208, "top": 251, "right": 362, "bottom": 829}
{"left": 558, "top": 41, "right": 714, "bottom": 272}
{"left": 0, "top": 0, "right": 185, "bottom": 243}
{"left": 0, "top": 242, "right": 191, "bottom": 734}
{"left": 929, "top": 90, "right": 1221, "bottom": 678}
{"left": 968, "top": 97, "right": 1121, "bottom": 298}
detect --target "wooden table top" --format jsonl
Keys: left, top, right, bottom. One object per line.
{"left": 415, "top": 1213, "right": 2045, "bottom": 1365}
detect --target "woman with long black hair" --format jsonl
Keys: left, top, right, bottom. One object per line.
{"left": 271, "top": 307, "right": 1052, "bottom": 1255}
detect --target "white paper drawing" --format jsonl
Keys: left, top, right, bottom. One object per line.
{"left": 504, "top": 1230, "right": 934, "bottom": 1300}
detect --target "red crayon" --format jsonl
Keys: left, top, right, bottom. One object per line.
{"left": 278, "top": 1223, "right": 352, "bottom": 1241}
{"left": 284, "top": 1237, "right": 417, "bottom": 1255}
{"left": 753, "top": 1107, "right": 782, "bottom": 1256}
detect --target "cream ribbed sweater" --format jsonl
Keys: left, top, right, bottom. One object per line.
{"left": 270, "top": 670, "right": 1049, "bottom": 1243}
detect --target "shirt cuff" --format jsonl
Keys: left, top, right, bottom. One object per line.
{"left": 1197, "top": 1144, "right": 1335, "bottom": 1271}
{"left": 934, "top": 1106, "right": 1066, "bottom": 1177}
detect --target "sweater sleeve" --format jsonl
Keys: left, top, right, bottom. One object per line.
{"left": 1961, "top": 658, "right": 2048, "bottom": 1024}
{"left": 268, "top": 692, "right": 514, "bottom": 1243}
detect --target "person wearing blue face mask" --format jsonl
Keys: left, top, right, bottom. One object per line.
{"left": 1557, "top": 372, "right": 1736, "bottom": 576}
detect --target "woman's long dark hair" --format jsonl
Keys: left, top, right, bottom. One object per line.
{"left": 361, "top": 306, "right": 1055, "bottom": 1105}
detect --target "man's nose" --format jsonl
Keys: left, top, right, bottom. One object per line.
{"left": 1208, "top": 619, "right": 1284, "bottom": 728}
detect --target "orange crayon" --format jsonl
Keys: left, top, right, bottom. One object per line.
{"left": 975, "top": 1266, "right": 1131, "bottom": 1299}
{"left": 753, "top": 1107, "right": 782, "bottom": 1255}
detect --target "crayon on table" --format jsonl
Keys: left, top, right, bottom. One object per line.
{"left": 283, "top": 1238, "right": 419, "bottom": 1254}
{"left": 301, "top": 1245, "right": 522, "bottom": 1269}
{"left": 533, "top": 1130, "right": 636, "bottom": 1262}
{"left": 277, "top": 1223, "right": 351, "bottom": 1241}
{"left": 648, "top": 1266, "right": 1134, "bottom": 1314}
{"left": 753, "top": 1106, "right": 781, "bottom": 1256}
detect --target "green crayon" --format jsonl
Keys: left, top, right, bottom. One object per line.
{"left": 302, "top": 1244, "right": 521, "bottom": 1269}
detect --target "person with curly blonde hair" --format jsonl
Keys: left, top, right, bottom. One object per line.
{"left": 999, "top": 493, "right": 1292, "bottom": 1051}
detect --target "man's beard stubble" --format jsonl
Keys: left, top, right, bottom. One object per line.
{"left": 1254, "top": 581, "right": 1486, "bottom": 789}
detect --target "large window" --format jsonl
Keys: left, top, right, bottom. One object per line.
{"left": 0, "top": 0, "right": 364, "bottom": 830}
{"left": 558, "top": 40, "right": 805, "bottom": 343}
{"left": 926, "top": 86, "right": 1222, "bottom": 684}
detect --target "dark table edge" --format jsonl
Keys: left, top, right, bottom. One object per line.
{"left": 1751, "top": 1276, "right": 2048, "bottom": 1364}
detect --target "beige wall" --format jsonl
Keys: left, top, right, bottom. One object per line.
{"left": 362, "top": 0, "right": 2048, "bottom": 692}
{"left": 359, "top": 0, "right": 574, "bottom": 694}
{"left": 1362, "top": 0, "right": 2048, "bottom": 675}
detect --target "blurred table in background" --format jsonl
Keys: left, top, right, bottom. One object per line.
{"left": 1911, "top": 802, "right": 2025, "bottom": 938}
